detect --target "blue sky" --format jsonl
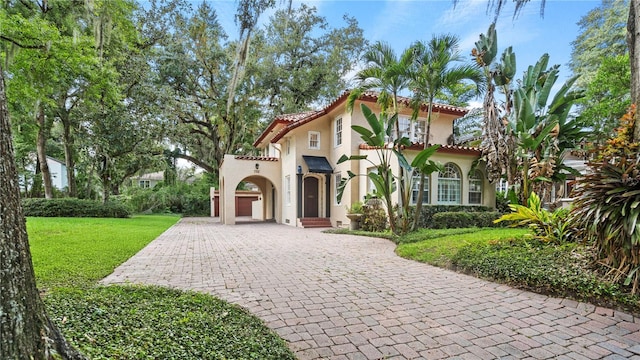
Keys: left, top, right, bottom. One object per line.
{"left": 210, "top": 0, "right": 602, "bottom": 99}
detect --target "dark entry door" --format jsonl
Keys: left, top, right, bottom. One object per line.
{"left": 304, "top": 177, "right": 319, "bottom": 217}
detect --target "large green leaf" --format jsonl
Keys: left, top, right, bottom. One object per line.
{"left": 360, "top": 104, "right": 384, "bottom": 140}
{"left": 411, "top": 144, "right": 440, "bottom": 168}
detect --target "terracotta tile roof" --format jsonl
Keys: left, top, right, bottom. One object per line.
{"left": 358, "top": 143, "right": 481, "bottom": 156}
{"left": 253, "top": 90, "right": 469, "bottom": 147}
{"left": 233, "top": 155, "right": 279, "bottom": 161}
{"left": 358, "top": 91, "right": 467, "bottom": 116}
{"left": 275, "top": 110, "right": 323, "bottom": 123}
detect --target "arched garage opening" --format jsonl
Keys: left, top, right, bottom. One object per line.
{"left": 218, "top": 155, "right": 281, "bottom": 225}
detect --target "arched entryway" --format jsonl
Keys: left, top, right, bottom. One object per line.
{"left": 218, "top": 155, "right": 281, "bottom": 225}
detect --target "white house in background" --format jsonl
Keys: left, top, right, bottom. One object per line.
{"left": 22, "top": 156, "right": 69, "bottom": 191}
{"left": 46, "top": 156, "right": 68, "bottom": 190}
{"left": 218, "top": 91, "right": 496, "bottom": 228}
{"left": 130, "top": 171, "right": 164, "bottom": 188}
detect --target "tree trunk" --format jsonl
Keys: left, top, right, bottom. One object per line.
{"left": 411, "top": 172, "right": 427, "bottom": 232}
{"left": 36, "top": 106, "right": 53, "bottom": 199}
{"left": 61, "top": 114, "right": 77, "bottom": 197}
{"left": 31, "top": 157, "right": 43, "bottom": 198}
{"left": 629, "top": 0, "right": 640, "bottom": 141}
{"left": 0, "top": 62, "right": 86, "bottom": 360}
{"left": 100, "top": 155, "right": 111, "bottom": 203}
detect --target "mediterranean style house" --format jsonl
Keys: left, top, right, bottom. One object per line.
{"left": 217, "top": 91, "right": 496, "bottom": 227}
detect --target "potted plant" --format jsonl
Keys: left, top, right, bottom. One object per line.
{"left": 346, "top": 201, "right": 364, "bottom": 230}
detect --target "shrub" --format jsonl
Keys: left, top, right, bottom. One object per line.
{"left": 22, "top": 198, "right": 130, "bottom": 218}
{"left": 400, "top": 204, "right": 492, "bottom": 229}
{"left": 571, "top": 106, "right": 640, "bottom": 293}
{"left": 431, "top": 211, "right": 502, "bottom": 229}
{"left": 361, "top": 198, "right": 388, "bottom": 232}
{"left": 121, "top": 180, "right": 211, "bottom": 216}
{"left": 495, "top": 192, "right": 573, "bottom": 243}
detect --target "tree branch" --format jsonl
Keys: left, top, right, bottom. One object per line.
{"left": 0, "top": 35, "right": 45, "bottom": 49}
{"left": 174, "top": 153, "right": 215, "bottom": 173}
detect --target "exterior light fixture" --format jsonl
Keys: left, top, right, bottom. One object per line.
{"left": 297, "top": 165, "right": 302, "bottom": 174}
{"left": 255, "top": 163, "right": 260, "bottom": 170}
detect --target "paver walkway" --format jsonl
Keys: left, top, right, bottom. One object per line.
{"left": 102, "top": 218, "right": 640, "bottom": 359}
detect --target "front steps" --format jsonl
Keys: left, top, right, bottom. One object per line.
{"left": 300, "top": 218, "right": 332, "bottom": 228}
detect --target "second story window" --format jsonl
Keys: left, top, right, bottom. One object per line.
{"left": 285, "top": 138, "right": 291, "bottom": 155}
{"left": 334, "top": 118, "right": 342, "bottom": 147}
{"left": 394, "top": 117, "right": 427, "bottom": 143}
{"left": 308, "top": 131, "right": 320, "bottom": 150}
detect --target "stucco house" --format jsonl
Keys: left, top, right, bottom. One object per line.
{"left": 130, "top": 171, "right": 165, "bottom": 188}
{"left": 21, "top": 156, "right": 69, "bottom": 192}
{"left": 218, "top": 91, "right": 496, "bottom": 227}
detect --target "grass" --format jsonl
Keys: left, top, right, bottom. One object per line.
{"left": 28, "top": 215, "right": 180, "bottom": 289}
{"left": 28, "top": 215, "right": 295, "bottom": 359}
{"left": 323, "top": 227, "right": 398, "bottom": 241}
{"left": 396, "top": 228, "right": 529, "bottom": 267}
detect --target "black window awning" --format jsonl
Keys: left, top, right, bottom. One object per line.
{"left": 302, "top": 156, "right": 333, "bottom": 174}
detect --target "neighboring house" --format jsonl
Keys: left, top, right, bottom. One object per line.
{"left": 22, "top": 156, "right": 69, "bottom": 191}
{"left": 218, "top": 91, "right": 496, "bottom": 227}
{"left": 46, "top": 156, "right": 68, "bottom": 190}
{"left": 130, "top": 171, "right": 165, "bottom": 188}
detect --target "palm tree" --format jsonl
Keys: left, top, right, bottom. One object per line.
{"left": 348, "top": 41, "right": 416, "bottom": 233}
{"left": 408, "top": 34, "right": 484, "bottom": 231}
{"left": 347, "top": 41, "right": 413, "bottom": 117}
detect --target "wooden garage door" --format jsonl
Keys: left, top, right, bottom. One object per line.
{"left": 236, "top": 196, "right": 258, "bottom": 216}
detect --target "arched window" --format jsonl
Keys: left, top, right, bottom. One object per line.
{"left": 411, "top": 171, "right": 429, "bottom": 205}
{"left": 438, "top": 163, "right": 461, "bottom": 204}
{"left": 469, "top": 170, "right": 483, "bottom": 204}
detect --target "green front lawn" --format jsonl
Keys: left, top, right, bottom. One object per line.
{"left": 396, "top": 228, "right": 528, "bottom": 267}
{"left": 28, "top": 215, "right": 180, "bottom": 289}
{"left": 29, "top": 215, "right": 295, "bottom": 359}
{"left": 396, "top": 227, "right": 640, "bottom": 314}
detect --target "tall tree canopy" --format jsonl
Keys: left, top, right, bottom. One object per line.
{"left": 254, "top": 4, "right": 365, "bottom": 117}
{"left": 160, "top": 3, "right": 365, "bottom": 177}
{"left": 570, "top": 0, "right": 629, "bottom": 89}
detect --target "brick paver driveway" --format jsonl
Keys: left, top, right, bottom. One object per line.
{"left": 102, "top": 218, "right": 640, "bottom": 359}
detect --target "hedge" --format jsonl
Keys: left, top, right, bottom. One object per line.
{"left": 431, "top": 211, "right": 502, "bottom": 229}
{"left": 400, "top": 205, "right": 492, "bottom": 229}
{"left": 22, "top": 198, "right": 130, "bottom": 218}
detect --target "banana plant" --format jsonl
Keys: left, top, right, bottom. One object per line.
{"left": 509, "top": 54, "right": 584, "bottom": 204}
{"left": 474, "top": 24, "right": 517, "bottom": 185}
{"left": 337, "top": 103, "right": 440, "bottom": 235}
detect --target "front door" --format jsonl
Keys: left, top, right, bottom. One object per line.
{"left": 304, "top": 177, "right": 319, "bottom": 217}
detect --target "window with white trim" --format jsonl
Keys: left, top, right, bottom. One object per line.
{"left": 334, "top": 173, "right": 342, "bottom": 205}
{"left": 438, "top": 163, "right": 461, "bottom": 204}
{"left": 469, "top": 170, "right": 483, "bottom": 204}
{"left": 399, "top": 117, "right": 411, "bottom": 139}
{"left": 411, "top": 171, "right": 429, "bottom": 205}
{"left": 395, "top": 117, "right": 427, "bottom": 143}
{"left": 285, "top": 138, "right": 291, "bottom": 155}
{"left": 308, "top": 131, "right": 320, "bottom": 150}
{"left": 285, "top": 175, "right": 291, "bottom": 205}
{"left": 334, "top": 118, "right": 342, "bottom": 147}
{"left": 497, "top": 178, "right": 509, "bottom": 193}
{"left": 139, "top": 180, "right": 151, "bottom": 188}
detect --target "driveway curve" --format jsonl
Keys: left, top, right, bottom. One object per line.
{"left": 102, "top": 218, "right": 640, "bottom": 359}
